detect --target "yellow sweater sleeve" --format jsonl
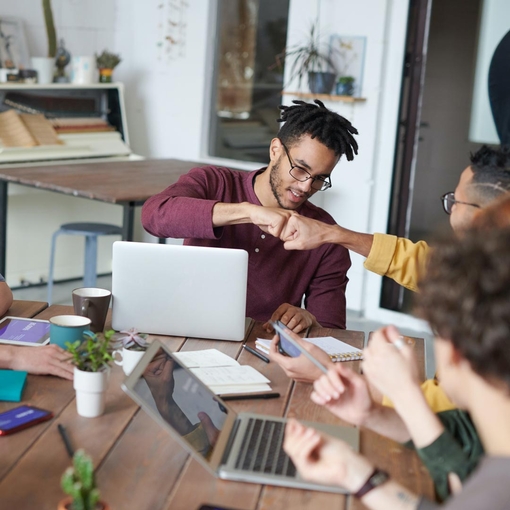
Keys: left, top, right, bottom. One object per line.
{"left": 364, "top": 233, "right": 430, "bottom": 292}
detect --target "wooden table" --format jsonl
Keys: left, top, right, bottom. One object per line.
{"left": 0, "top": 159, "right": 203, "bottom": 275}
{"left": 0, "top": 305, "right": 433, "bottom": 510}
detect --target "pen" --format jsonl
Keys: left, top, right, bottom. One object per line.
{"left": 219, "top": 392, "right": 280, "bottom": 401}
{"left": 242, "top": 344, "right": 270, "bottom": 363}
{"left": 58, "top": 423, "right": 75, "bottom": 458}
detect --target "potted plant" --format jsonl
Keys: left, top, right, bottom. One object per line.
{"left": 274, "top": 23, "right": 337, "bottom": 94}
{"left": 32, "top": 0, "right": 57, "bottom": 84}
{"left": 66, "top": 330, "right": 115, "bottom": 418}
{"left": 112, "top": 328, "right": 149, "bottom": 376}
{"left": 336, "top": 75, "right": 355, "bottom": 96}
{"left": 95, "top": 50, "right": 121, "bottom": 83}
{"left": 59, "top": 449, "right": 110, "bottom": 510}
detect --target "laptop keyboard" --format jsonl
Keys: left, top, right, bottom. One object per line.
{"left": 234, "top": 418, "right": 297, "bottom": 478}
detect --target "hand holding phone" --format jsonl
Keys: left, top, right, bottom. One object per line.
{"left": 0, "top": 405, "right": 53, "bottom": 435}
{"left": 271, "top": 320, "right": 329, "bottom": 374}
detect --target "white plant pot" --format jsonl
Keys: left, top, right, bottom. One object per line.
{"left": 31, "top": 57, "right": 55, "bottom": 84}
{"left": 73, "top": 367, "right": 109, "bottom": 418}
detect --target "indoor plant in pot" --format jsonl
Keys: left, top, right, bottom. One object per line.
{"left": 112, "top": 328, "right": 149, "bottom": 376}
{"left": 59, "top": 449, "right": 109, "bottom": 510}
{"left": 66, "top": 330, "right": 115, "bottom": 418}
{"left": 336, "top": 75, "right": 355, "bottom": 96}
{"left": 95, "top": 50, "right": 121, "bottom": 83}
{"left": 32, "top": 0, "right": 57, "bottom": 83}
{"left": 274, "top": 22, "right": 337, "bottom": 94}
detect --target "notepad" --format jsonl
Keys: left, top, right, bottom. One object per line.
{"left": 0, "top": 370, "right": 28, "bottom": 402}
{"left": 172, "top": 349, "right": 272, "bottom": 394}
{"left": 255, "top": 336, "right": 363, "bottom": 362}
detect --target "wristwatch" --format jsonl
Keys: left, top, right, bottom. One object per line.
{"left": 353, "top": 468, "right": 390, "bottom": 499}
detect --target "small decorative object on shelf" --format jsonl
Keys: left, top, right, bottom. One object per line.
{"left": 272, "top": 22, "right": 337, "bottom": 95}
{"left": 59, "top": 449, "right": 110, "bottom": 510}
{"left": 55, "top": 39, "right": 71, "bottom": 83}
{"left": 336, "top": 76, "right": 355, "bottom": 96}
{"left": 95, "top": 50, "right": 121, "bottom": 83}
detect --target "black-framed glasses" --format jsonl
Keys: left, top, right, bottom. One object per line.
{"left": 441, "top": 192, "right": 481, "bottom": 215}
{"left": 280, "top": 141, "right": 332, "bottom": 191}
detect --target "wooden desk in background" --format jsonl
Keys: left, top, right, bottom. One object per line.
{"left": 0, "top": 305, "right": 433, "bottom": 510}
{"left": 0, "top": 159, "right": 206, "bottom": 276}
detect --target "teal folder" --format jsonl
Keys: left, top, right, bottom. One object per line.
{"left": 0, "top": 370, "right": 28, "bottom": 402}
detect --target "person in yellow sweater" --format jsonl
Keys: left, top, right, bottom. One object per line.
{"left": 272, "top": 144, "right": 510, "bottom": 412}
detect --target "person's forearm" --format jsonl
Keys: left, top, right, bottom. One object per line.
{"left": 392, "top": 385, "right": 444, "bottom": 448}
{"left": 361, "top": 404, "right": 412, "bottom": 443}
{"left": 362, "top": 480, "right": 421, "bottom": 510}
{"left": 327, "top": 225, "right": 374, "bottom": 258}
{"left": 212, "top": 202, "right": 256, "bottom": 227}
{"left": 0, "top": 283, "right": 13, "bottom": 316}
{"left": 0, "top": 345, "right": 15, "bottom": 369}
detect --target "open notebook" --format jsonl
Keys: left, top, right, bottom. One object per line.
{"left": 256, "top": 336, "right": 363, "bottom": 362}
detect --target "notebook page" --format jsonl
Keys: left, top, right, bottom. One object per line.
{"left": 173, "top": 349, "right": 239, "bottom": 368}
{"left": 190, "top": 365, "right": 270, "bottom": 387}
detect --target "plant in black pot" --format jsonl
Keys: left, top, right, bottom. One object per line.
{"left": 274, "top": 23, "right": 337, "bottom": 95}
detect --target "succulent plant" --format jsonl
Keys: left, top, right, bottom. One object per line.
{"left": 112, "top": 328, "right": 149, "bottom": 351}
{"left": 61, "top": 450, "right": 100, "bottom": 510}
{"left": 95, "top": 50, "right": 122, "bottom": 70}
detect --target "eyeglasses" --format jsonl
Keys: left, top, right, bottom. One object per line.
{"left": 280, "top": 141, "right": 332, "bottom": 191}
{"left": 441, "top": 192, "right": 481, "bottom": 215}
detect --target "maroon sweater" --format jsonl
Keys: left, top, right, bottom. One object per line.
{"left": 141, "top": 166, "right": 351, "bottom": 328}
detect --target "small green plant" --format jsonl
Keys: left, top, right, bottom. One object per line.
{"left": 271, "top": 22, "right": 336, "bottom": 89}
{"left": 66, "top": 330, "right": 115, "bottom": 372}
{"left": 337, "top": 76, "right": 354, "bottom": 85}
{"left": 61, "top": 450, "right": 100, "bottom": 510}
{"left": 95, "top": 50, "right": 122, "bottom": 70}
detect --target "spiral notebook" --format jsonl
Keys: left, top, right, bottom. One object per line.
{"left": 255, "top": 336, "right": 363, "bottom": 362}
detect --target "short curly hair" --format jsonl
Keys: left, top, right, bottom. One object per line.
{"left": 416, "top": 227, "right": 510, "bottom": 387}
{"left": 277, "top": 99, "right": 359, "bottom": 161}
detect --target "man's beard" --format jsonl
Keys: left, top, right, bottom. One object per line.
{"left": 269, "top": 159, "right": 289, "bottom": 209}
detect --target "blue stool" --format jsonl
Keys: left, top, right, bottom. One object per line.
{"left": 47, "top": 222, "right": 122, "bottom": 304}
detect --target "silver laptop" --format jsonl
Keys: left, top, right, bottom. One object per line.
{"left": 122, "top": 341, "right": 359, "bottom": 492}
{"left": 112, "top": 242, "right": 248, "bottom": 341}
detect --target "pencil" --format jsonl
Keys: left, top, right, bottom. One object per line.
{"left": 58, "top": 423, "right": 75, "bottom": 458}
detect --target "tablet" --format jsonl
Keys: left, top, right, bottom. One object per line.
{"left": 0, "top": 317, "right": 50, "bottom": 347}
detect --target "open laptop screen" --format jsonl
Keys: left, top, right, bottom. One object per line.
{"left": 131, "top": 347, "right": 230, "bottom": 459}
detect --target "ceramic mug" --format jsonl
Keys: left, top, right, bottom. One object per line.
{"left": 113, "top": 347, "right": 145, "bottom": 376}
{"left": 70, "top": 56, "right": 96, "bottom": 84}
{"left": 49, "top": 315, "right": 91, "bottom": 349}
{"left": 72, "top": 288, "right": 111, "bottom": 333}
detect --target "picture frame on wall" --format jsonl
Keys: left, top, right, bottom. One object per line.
{"left": 329, "top": 35, "right": 367, "bottom": 97}
{"left": 0, "top": 17, "right": 30, "bottom": 69}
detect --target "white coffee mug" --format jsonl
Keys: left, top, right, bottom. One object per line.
{"left": 70, "top": 56, "right": 96, "bottom": 84}
{"left": 113, "top": 347, "right": 145, "bottom": 376}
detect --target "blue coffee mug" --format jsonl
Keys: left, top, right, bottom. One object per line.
{"left": 49, "top": 315, "right": 92, "bottom": 349}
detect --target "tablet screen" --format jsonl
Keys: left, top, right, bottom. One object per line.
{"left": 0, "top": 318, "right": 50, "bottom": 346}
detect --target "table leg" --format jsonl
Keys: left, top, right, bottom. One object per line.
{"left": 0, "top": 182, "right": 7, "bottom": 276}
{"left": 122, "top": 202, "right": 135, "bottom": 241}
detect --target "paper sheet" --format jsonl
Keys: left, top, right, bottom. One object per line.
{"left": 173, "top": 349, "right": 240, "bottom": 368}
{"left": 190, "top": 365, "right": 270, "bottom": 387}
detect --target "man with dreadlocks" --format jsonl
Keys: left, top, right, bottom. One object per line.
{"left": 142, "top": 100, "right": 359, "bottom": 332}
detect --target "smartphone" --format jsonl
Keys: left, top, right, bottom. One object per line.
{"left": 0, "top": 405, "right": 53, "bottom": 435}
{"left": 271, "top": 320, "right": 329, "bottom": 374}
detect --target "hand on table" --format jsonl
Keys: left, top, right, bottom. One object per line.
{"left": 267, "top": 328, "right": 333, "bottom": 383}
{"left": 263, "top": 303, "right": 319, "bottom": 334}
{"left": 311, "top": 364, "right": 374, "bottom": 427}
{"left": 7, "top": 344, "right": 74, "bottom": 380}
{"left": 283, "top": 418, "right": 373, "bottom": 491}
{"left": 362, "top": 325, "right": 420, "bottom": 404}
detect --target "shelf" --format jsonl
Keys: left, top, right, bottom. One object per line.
{"left": 282, "top": 91, "right": 366, "bottom": 103}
